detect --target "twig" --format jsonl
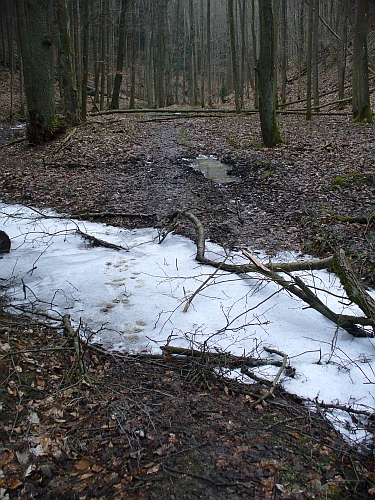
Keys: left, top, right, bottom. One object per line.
{"left": 312, "top": 400, "right": 374, "bottom": 417}
{"left": 183, "top": 262, "right": 224, "bottom": 312}
{"left": 52, "top": 127, "right": 77, "bottom": 154}
{"left": 254, "top": 347, "right": 288, "bottom": 404}
{"left": 62, "top": 314, "right": 94, "bottom": 384}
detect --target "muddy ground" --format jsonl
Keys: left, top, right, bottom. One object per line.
{"left": 1, "top": 112, "right": 375, "bottom": 498}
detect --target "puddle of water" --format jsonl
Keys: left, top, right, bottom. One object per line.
{"left": 191, "top": 155, "right": 241, "bottom": 184}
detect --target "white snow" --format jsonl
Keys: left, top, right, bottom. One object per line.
{"left": 0, "top": 202, "right": 374, "bottom": 446}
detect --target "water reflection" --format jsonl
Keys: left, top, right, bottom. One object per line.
{"left": 192, "top": 155, "right": 240, "bottom": 184}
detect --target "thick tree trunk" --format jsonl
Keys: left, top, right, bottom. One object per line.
{"left": 15, "top": 0, "right": 58, "bottom": 144}
{"left": 258, "top": 0, "right": 282, "bottom": 147}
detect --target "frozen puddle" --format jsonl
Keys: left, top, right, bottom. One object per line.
{"left": 191, "top": 155, "right": 241, "bottom": 183}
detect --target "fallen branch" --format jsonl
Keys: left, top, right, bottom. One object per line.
{"left": 160, "top": 210, "right": 373, "bottom": 338}
{"left": 71, "top": 211, "right": 156, "bottom": 220}
{"left": 160, "top": 345, "right": 282, "bottom": 369}
{"left": 0, "top": 136, "right": 27, "bottom": 148}
{"left": 160, "top": 210, "right": 333, "bottom": 273}
{"left": 242, "top": 249, "right": 371, "bottom": 338}
{"left": 313, "top": 400, "right": 374, "bottom": 418}
{"left": 52, "top": 127, "right": 77, "bottom": 154}
{"left": 77, "top": 228, "right": 128, "bottom": 251}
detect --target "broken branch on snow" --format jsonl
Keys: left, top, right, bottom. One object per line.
{"left": 161, "top": 210, "right": 374, "bottom": 338}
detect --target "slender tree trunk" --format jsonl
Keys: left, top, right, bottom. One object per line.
{"left": 100, "top": 0, "right": 108, "bottom": 111}
{"left": 280, "top": 0, "right": 287, "bottom": 105}
{"left": 306, "top": 0, "right": 313, "bottom": 120}
{"left": 251, "top": 0, "right": 259, "bottom": 109}
{"left": 56, "top": 0, "right": 80, "bottom": 125}
{"left": 352, "top": 0, "right": 373, "bottom": 123}
{"left": 272, "top": 0, "right": 280, "bottom": 109}
{"left": 188, "top": 0, "right": 198, "bottom": 106}
{"left": 71, "top": 0, "right": 81, "bottom": 111}
{"left": 258, "top": 0, "right": 282, "bottom": 147}
{"left": 312, "top": 0, "right": 319, "bottom": 112}
{"left": 200, "top": 0, "right": 205, "bottom": 108}
{"left": 129, "top": 3, "right": 136, "bottom": 109}
{"left": 174, "top": 0, "right": 181, "bottom": 104}
{"left": 228, "top": 0, "right": 240, "bottom": 112}
{"left": 206, "top": 0, "right": 212, "bottom": 106}
{"left": 81, "top": 0, "right": 89, "bottom": 120}
{"left": 337, "top": 0, "right": 348, "bottom": 108}
{"left": 144, "top": 0, "right": 153, "bottom": 107}
{"left": 111, "top": 0, "right": 129, "bottom": 109}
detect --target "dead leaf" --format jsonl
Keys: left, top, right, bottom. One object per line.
{"left": 74, "top": 459, "right": 91, "bottom": 472}
{"left": 146, "top": 463, "right": 160, "bottom": 474}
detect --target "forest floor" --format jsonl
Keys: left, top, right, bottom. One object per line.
{"left": 1, "top": 92, "right": 375, "bottom": 498}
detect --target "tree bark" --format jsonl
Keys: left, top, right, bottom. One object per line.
{"left": 352, "top": 0, "right": 373, "bottom": 123}
{"left": 258, "top": 0, "right": 282, "bottom": 147}
{"left": 56, "top": 0, "right": 80, "bottom": 126}
{"left": 110, "top": 0, "right": 129, "bottom": 110}
{"left": 15, "top": 0, "right": 58, "bottom": 144}
{"left": 228, "top": 0, "right": 240, "bottom": 113}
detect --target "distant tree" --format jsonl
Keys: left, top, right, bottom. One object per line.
{"left": 258, "top": 0, "right": 282, "bottom": 147}
{"left": 15, "top": 0, "right": 60, "bottom": 144}
{"left": 352, "top": 0, "right": 373, "bottom": 123}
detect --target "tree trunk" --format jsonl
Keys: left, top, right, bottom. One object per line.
{"left": 81, "top": 0, "right": 89, "bottom": 120}
{"left": 15, "top": 0, "right": 58, "bottom": 144}
{"left": 110, "top": 0, "right": 129, "bottom": 110}
{"left": 206, "top": 0, "right": 212, "bottom": 106}
{"left": 251, "top": 0, "right": 259, "bottom": 109}
{"left": 352, "top": 0, "right": 373, "bottom": 123}
{"left": 129, "top": 3, "right": 136, "bottom": 109}
{"left": 188, "top": 0, "right": 198, "bottom": 106}
{"left": 228, "top": 0, "right": 240, "bottom": 113}
{"left": 306, "top": 0, "right": 313, "bottom": 120}
{"left": 280, "top": 0, "right": 287, "bottom": 105}
{"left": 337, "top": 0, "right": 348, "bottom": 108}
{"left": 56, "top": 0, "right": 80, "bottom": 126}
{"left": 258, "top": 0, "right": 282, "bottom": 147}
{"left": 312, "top": 0, "right": 319, "bottom": 112}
